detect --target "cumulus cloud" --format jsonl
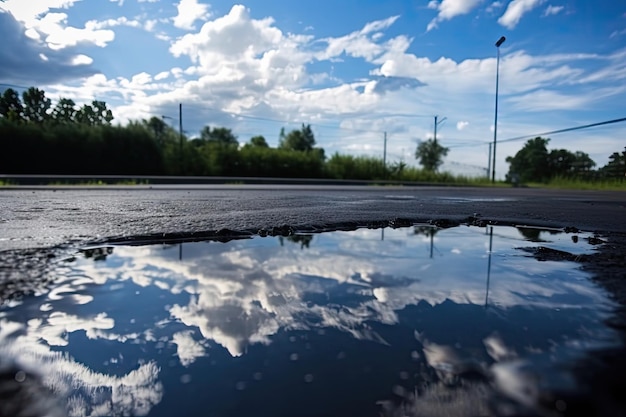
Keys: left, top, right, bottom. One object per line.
{"left": 427, "top": 0, "right": 483, "bottom": 31}
{"left": 0, "top": 11, "right": 98, "bottom": 85}
{"left": 173, "top": 0, "right": 210, "bottom": 30}
{"left": 167, "top": 4, "right": 326, "bottom": 116}
{"left": 457, "top": 121, "right": 470, "bottom": 130}
{"left": 0, "top": 0, "right": 81, "bottom": 25}
{"left": 543, "top": 5, "right": 564, "bottom": 16}
{"left": 0, "top": 1, "right": 116, "bottom": 50}
{"left": 498, "top": 0, "right": 545, "bottom": 29}
{"left": 37, "top": 12, "right": 115, "bottom": 50}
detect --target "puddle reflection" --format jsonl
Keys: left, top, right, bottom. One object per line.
{"left": 0, "top": 225, "right": 620, "bottom": 417}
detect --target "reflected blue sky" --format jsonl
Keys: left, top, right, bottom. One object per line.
{"left": 0, "top": 226, "right": 620, "bottom": 416}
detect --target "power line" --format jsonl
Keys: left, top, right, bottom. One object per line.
{"left": 498, "top": 116, "right": 626, "bottom": 144}
{"left": 445, "top": 116, "right": 626, "bottom": 149}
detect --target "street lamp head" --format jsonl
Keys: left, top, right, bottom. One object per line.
{"left": 495, "top": 36, "right": 506, "bottom": 47}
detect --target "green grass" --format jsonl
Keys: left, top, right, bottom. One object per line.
{"left": 536, "top": 177, "right": 626, "bottom": 191}
{"left": 390, "top": 168, "right": 509, "bottom": 187}
{"left": 47, "top": 179, "right": 150, "bottom": 186}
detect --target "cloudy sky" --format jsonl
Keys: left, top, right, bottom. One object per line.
{"left": 1, "top": 0, "right": 625, "bottom": 176}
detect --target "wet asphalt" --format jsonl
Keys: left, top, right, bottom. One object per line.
{"left": 1, "top": 185, "right": 625, "bottom": 251}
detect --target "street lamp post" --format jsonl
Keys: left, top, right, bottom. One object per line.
{"left": 492, "top": 36, "right": 506, "bottom": 183}
{"left": 433, "top": 115, "right": 446, "bottom": 144}
{"left": 161, "top": 103, "right": 184, "bottom": 174}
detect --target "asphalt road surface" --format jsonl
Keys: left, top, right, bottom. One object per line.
{"left": 1, "top": 185, "right": 625, "bottom": 251}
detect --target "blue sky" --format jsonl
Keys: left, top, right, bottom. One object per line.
{"left": 1, "top": 0, "right": 625, "bottom": 177}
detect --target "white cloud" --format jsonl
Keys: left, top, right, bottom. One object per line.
{"left": 71, "top": 54, "right": 93, "bottom": 65}
{"left": 85, "top": 16, "right": 142, "bottom": 30}
{"left": 498, "top": 0, "right": 545, "bottom": 29}
{"left": 154, "top": 70, "right": 170, "bottom": 80}
{"left": 40, "top": 14, "right": 115, "bottom": 50}
{"left": 457, "top": 121, "right": 470, "bottom": 130}
{"left": 317, "top": 16, "right": 399, "bottom": 62}
{"left": 0, "top": 12, "right": 98, "bottom": 85}
{"left": 0, "top": 0, "right": 81, "bottom": 25}
{"left": 427, "top": 0, "right": 483, "bottom": 31}
{"left": 144, "top": 19, "right": 158, "bottom": 31}
{"left": 486, "top": 1, "right": 503, "bottom": 13}
{"left": 0, "top": 1, "right": 116, "bottom": 50}
{"left": 543, "top": 5, "right": 564, "bottom": 16}
{"left": 168, "top": 3, "right": 317, "bottom": 113}
{"left": 506, "top": 89, "right": 590, "bottom": 111}
{"left": 173, "top": 0, "right": 211, "bottom": 30}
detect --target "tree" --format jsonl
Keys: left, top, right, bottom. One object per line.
{"left": 571, "top": 151, "right": 596, "bottom": 173}
{"left": 249, "top": 135, "right": 269, "bottom": 148}
{"left": 0, "top": 88, "right": 24, "bottom": 121}
{"left": 22, "top": 87, "right": 51, "bottom": 123}
{"left": 548, "top": 148, "right": 595, "bottom": 177}
{"left": 200, "top": 126, "right": 238, "bottom": 146}
{"left": 505, "top": 137, "right": 550, "bottom": 182}
{"left": 415, "top": 138, "right": 449, "bottom": 172}
{"left": 76, "top": 100, "right": 113, "bottom": 125}
{"left": 506, "top": 137, "right": 597, "bottom": 183}
{"left": 146, "top": 116, "right": 168, "bottom": 143}
{"left": 600, "top": 148, "right": 626, "bottom": 178}
{"left": 279, "top": 124, "right": 316, "bottom": 152}
{"left": 92, "top": 100, "right": 113, "bottom": 125}
{"left": 52, "top": 98, "right": 77, "bottom": 124}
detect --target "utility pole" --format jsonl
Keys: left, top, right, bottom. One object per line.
{"left": 383, "top": 131, "right": 387, "bottom": 173}
{"left": 179, "top": 103, "right": 183, "bottom": 175}
{"left": 434, "top": 115, "right": 446, "bottom": 144}
{"left": 487, "top": 143, "right": 492, "bottom": 179}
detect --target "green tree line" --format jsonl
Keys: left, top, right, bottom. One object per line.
{"left": 0, "top": 87, "right": 623, "bottom": 183}
{"left": 0, "top": 86, "right": 433, "bottom": 179}
{"left": 505, "top": 137, "right": 624, "bottom": 183}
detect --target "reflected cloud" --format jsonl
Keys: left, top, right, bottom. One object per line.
{"left": 172, "top": 331, "right": 207, "bottom": 366}
{"left": 36, "top": 226, "right": 613, "bottom": 359}
{"left": 28, "top": 311, "right": 114, "bottom": 346}
{"left": 0, "top": 319, "right": 162, "bottom": 417}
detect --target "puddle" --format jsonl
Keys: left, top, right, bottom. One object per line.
{"left": 0, "top": 225, "right": 621, "bottom": 417}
